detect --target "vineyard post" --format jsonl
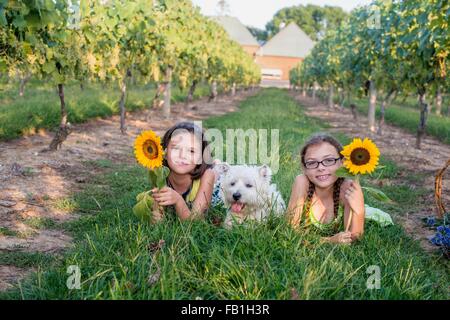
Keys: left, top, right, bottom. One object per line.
{"left": 185, "top": 80, "right": 198, "bottom": 111}
{"left": 152, "top": 82, "right": 164, "bottom": 109}
{"left": 368, "top": 80, "right": 377, "bottom": 132}
{"left": 18, "top": 73, "right": 31, "bottom": 97}
{"left": 339, "top": 88, "right": 345, "bottom": 109}
{"left": 162, "top": 67, "right": 173, "bottom": 119}
{"left": 312, "top": 81, "right": 317, "bottom": 102}
{"left": 377, "top": 88, "right": 396, "bottom": 135}
{"left": 119, "top": 74, "right": 128, "bottom": 134}
{"left": 48, "top": 83, "right": 71, "bottom": 151}
{"left": 328, "top": 84, "right": 334, "bottom": 109}
{"left": 416, "top": 87, "right": 429, "bottom": 149}
{"left": 435, "top": 85, "right": 442, "bottom": 116}
{"left": 209, "top": 80, "right": 218, "bottom": 102}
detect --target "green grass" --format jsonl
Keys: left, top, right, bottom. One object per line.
{"left": 314, "top": 91, "right": 450, "bottom": 144}
{"left": 0, "top": 227, "right": 20, "bottom": 237}
{"left": 351, "top": 96, "right": 450, "bottom": 145}
{"left": 0, "top": 88, "right": 448, "bottom": 299}
{"left": 22, "top": 217, "right": 59, "bottom": 230}
{"left": 0, "top": 80, "right": 214, "bottom": 141}
{"left": 0, "top": 226, "right": 40, "bottom": 239}
{"left": 380, "top": 95, "right": 450, "bottom": 115}
{"left": 0, "top": 252, "right": 58, "bottom": 269}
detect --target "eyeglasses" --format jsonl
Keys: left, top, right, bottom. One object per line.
{"left": 304, "top": 157, "right": 342, "bottom": 169}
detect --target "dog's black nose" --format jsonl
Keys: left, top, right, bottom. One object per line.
{"left": 232, "top": 192, "right": 241, "bottom": 201}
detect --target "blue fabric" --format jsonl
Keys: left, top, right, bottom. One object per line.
{"left": 211, "top": 180, "right": 223, "bottom": 207}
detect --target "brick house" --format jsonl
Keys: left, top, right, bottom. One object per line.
{"left": 214, "top": 16, "right": 315, "bottom": 84}
{"left": 256, "top": 22, "right": 315, "bottom": 82}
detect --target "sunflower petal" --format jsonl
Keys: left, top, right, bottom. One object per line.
{"left": 341, "top": 137, "right": 381, "bottom": 176}
{"left": 134, "top": 130, "right": 165, "bottom": 169}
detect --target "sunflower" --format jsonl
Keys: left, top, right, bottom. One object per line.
{"left": 340, "top": 138, "right": 380, "bottom": 175}
{"left": 134, "top": 130, "right": 164, "bottom": 169}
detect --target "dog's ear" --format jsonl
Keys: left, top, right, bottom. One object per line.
{"left": 214, "top": 161, "right": 230, "bottom": 175}
{"left": 259, "top": 164, "right": 272, "bottom": 182}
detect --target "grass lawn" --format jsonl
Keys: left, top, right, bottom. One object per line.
{"left": 351, "top": 96, "right": 450, "bottom": 145}
{"left": 0, "top": 79, "right": 213, "bottom": 141}
{"left": 312, "top": 91, "right": 450, "bottom": 144}
{"left": 0, "top": 88, "right": 448, "bottom": 299}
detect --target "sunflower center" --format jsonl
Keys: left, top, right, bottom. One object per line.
{"left": 350, "top": 148, "right": 370, "bottom": 166}
{"left": 143, "top": 140, "right": 158, "bottom": 159}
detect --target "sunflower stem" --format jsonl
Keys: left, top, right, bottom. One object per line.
{"left": 345, "top": 175, "right": 360, "bottom": 232}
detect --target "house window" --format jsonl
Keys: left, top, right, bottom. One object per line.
{"left": 261, "top": 68, "right": 282, "bottom": 80}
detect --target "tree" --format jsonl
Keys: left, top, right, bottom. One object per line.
{"left": 1, "top": 0, "right": 261, "bottom": 142}
{"left": 81, "top": 0, "right": 158, "bottom": 131}
{"left": 292, "top": 0, "right": 449, "bottom": 148}
{"left": 247, "top": 26, "right": 268, "bottom": 43}
{"left": 0, "top": 0, "right": 89, "bottom": 150}
{"left": 265, "top": 4, "right": 348, "bottom": 41}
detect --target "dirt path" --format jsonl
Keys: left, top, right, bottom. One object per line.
{"left": 0, "top": 90, "right": 258, "bottom": 291}
{"left": 292, "top": 92, "right": 450, "bottom": 253}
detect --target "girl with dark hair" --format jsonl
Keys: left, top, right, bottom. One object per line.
{"left": 150, "top": 122, "right": 221, "bottom": 222}
{"left": 287, "top": 133, "right": 366, "bottom": 244}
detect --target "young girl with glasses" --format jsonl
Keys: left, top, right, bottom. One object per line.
{"left": 287, "top": 134, "right": 366, "bottom": 244}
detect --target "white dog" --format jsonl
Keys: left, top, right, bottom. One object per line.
{"left": 214, "top": 163, "right": 286, "bottom": 228}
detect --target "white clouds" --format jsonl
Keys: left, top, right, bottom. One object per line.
{"left": 191, "top": 0, "right": 373, "bottom": 29}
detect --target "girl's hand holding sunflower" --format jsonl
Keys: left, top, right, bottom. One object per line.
{"left": 133, "top": 130, "right": 170, "bottom": 223}
{"left": 336, "top": 137, "right": 391, "bottom": 231}
{"left": 152, "top": 187, "right": 183, "bottom": 207}
{"left": 344, "top": 180, "right": 365, "bottom": 216}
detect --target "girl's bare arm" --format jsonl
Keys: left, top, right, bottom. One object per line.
{"left": 342, "top": 179, "right": 365, "bottom": 240}
{"left": 287, "top": 175, "right": 308, "bottom": 227}
{"left": 185, "top": 168, "right": 216, "bottom": 220}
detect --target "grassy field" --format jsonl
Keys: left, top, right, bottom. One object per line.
{"left": 312, "top": 90, "right": 450, "bottom": 144}
{"left": 375, "top": 95, "right": 450, "bottom": 114}
{"left": 0, "top": 79, "right": 214, "bottom": 141}
{"left": 0, "top": 88, "right": 448, "bottom": 299}
{"left": 351, "top": 96, "right": 450, "bottom": 145}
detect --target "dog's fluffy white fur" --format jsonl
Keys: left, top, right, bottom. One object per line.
{"left": 214, "top": 163, "right": 286, "bottom": 228}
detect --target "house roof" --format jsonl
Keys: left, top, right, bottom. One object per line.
{"left": 258, "top": 22, "right": 315, "bottom": 58}
{"left": 212, "top": 15, "right": 259, "bottom": 46}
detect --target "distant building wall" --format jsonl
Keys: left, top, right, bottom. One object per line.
{"left": 255, "top": 55, "right": 303, "bottom": 81}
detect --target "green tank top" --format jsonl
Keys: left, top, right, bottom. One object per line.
{"left": 303, "top": 201, "right": 344, "bottom": 235}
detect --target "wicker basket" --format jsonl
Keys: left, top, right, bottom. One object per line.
{"left": 435, "top": 159, "right": 450, "bottom": 218}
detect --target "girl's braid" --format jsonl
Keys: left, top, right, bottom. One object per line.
{"left": 304, "top": 180, "right": 315, "bottom": 218}
{"left": 333, "top": 177, "right": 344, "bottom": 218}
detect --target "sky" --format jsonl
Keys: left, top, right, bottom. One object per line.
{"left": 191, "top": 0, "right": 373, "bottom": 29}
